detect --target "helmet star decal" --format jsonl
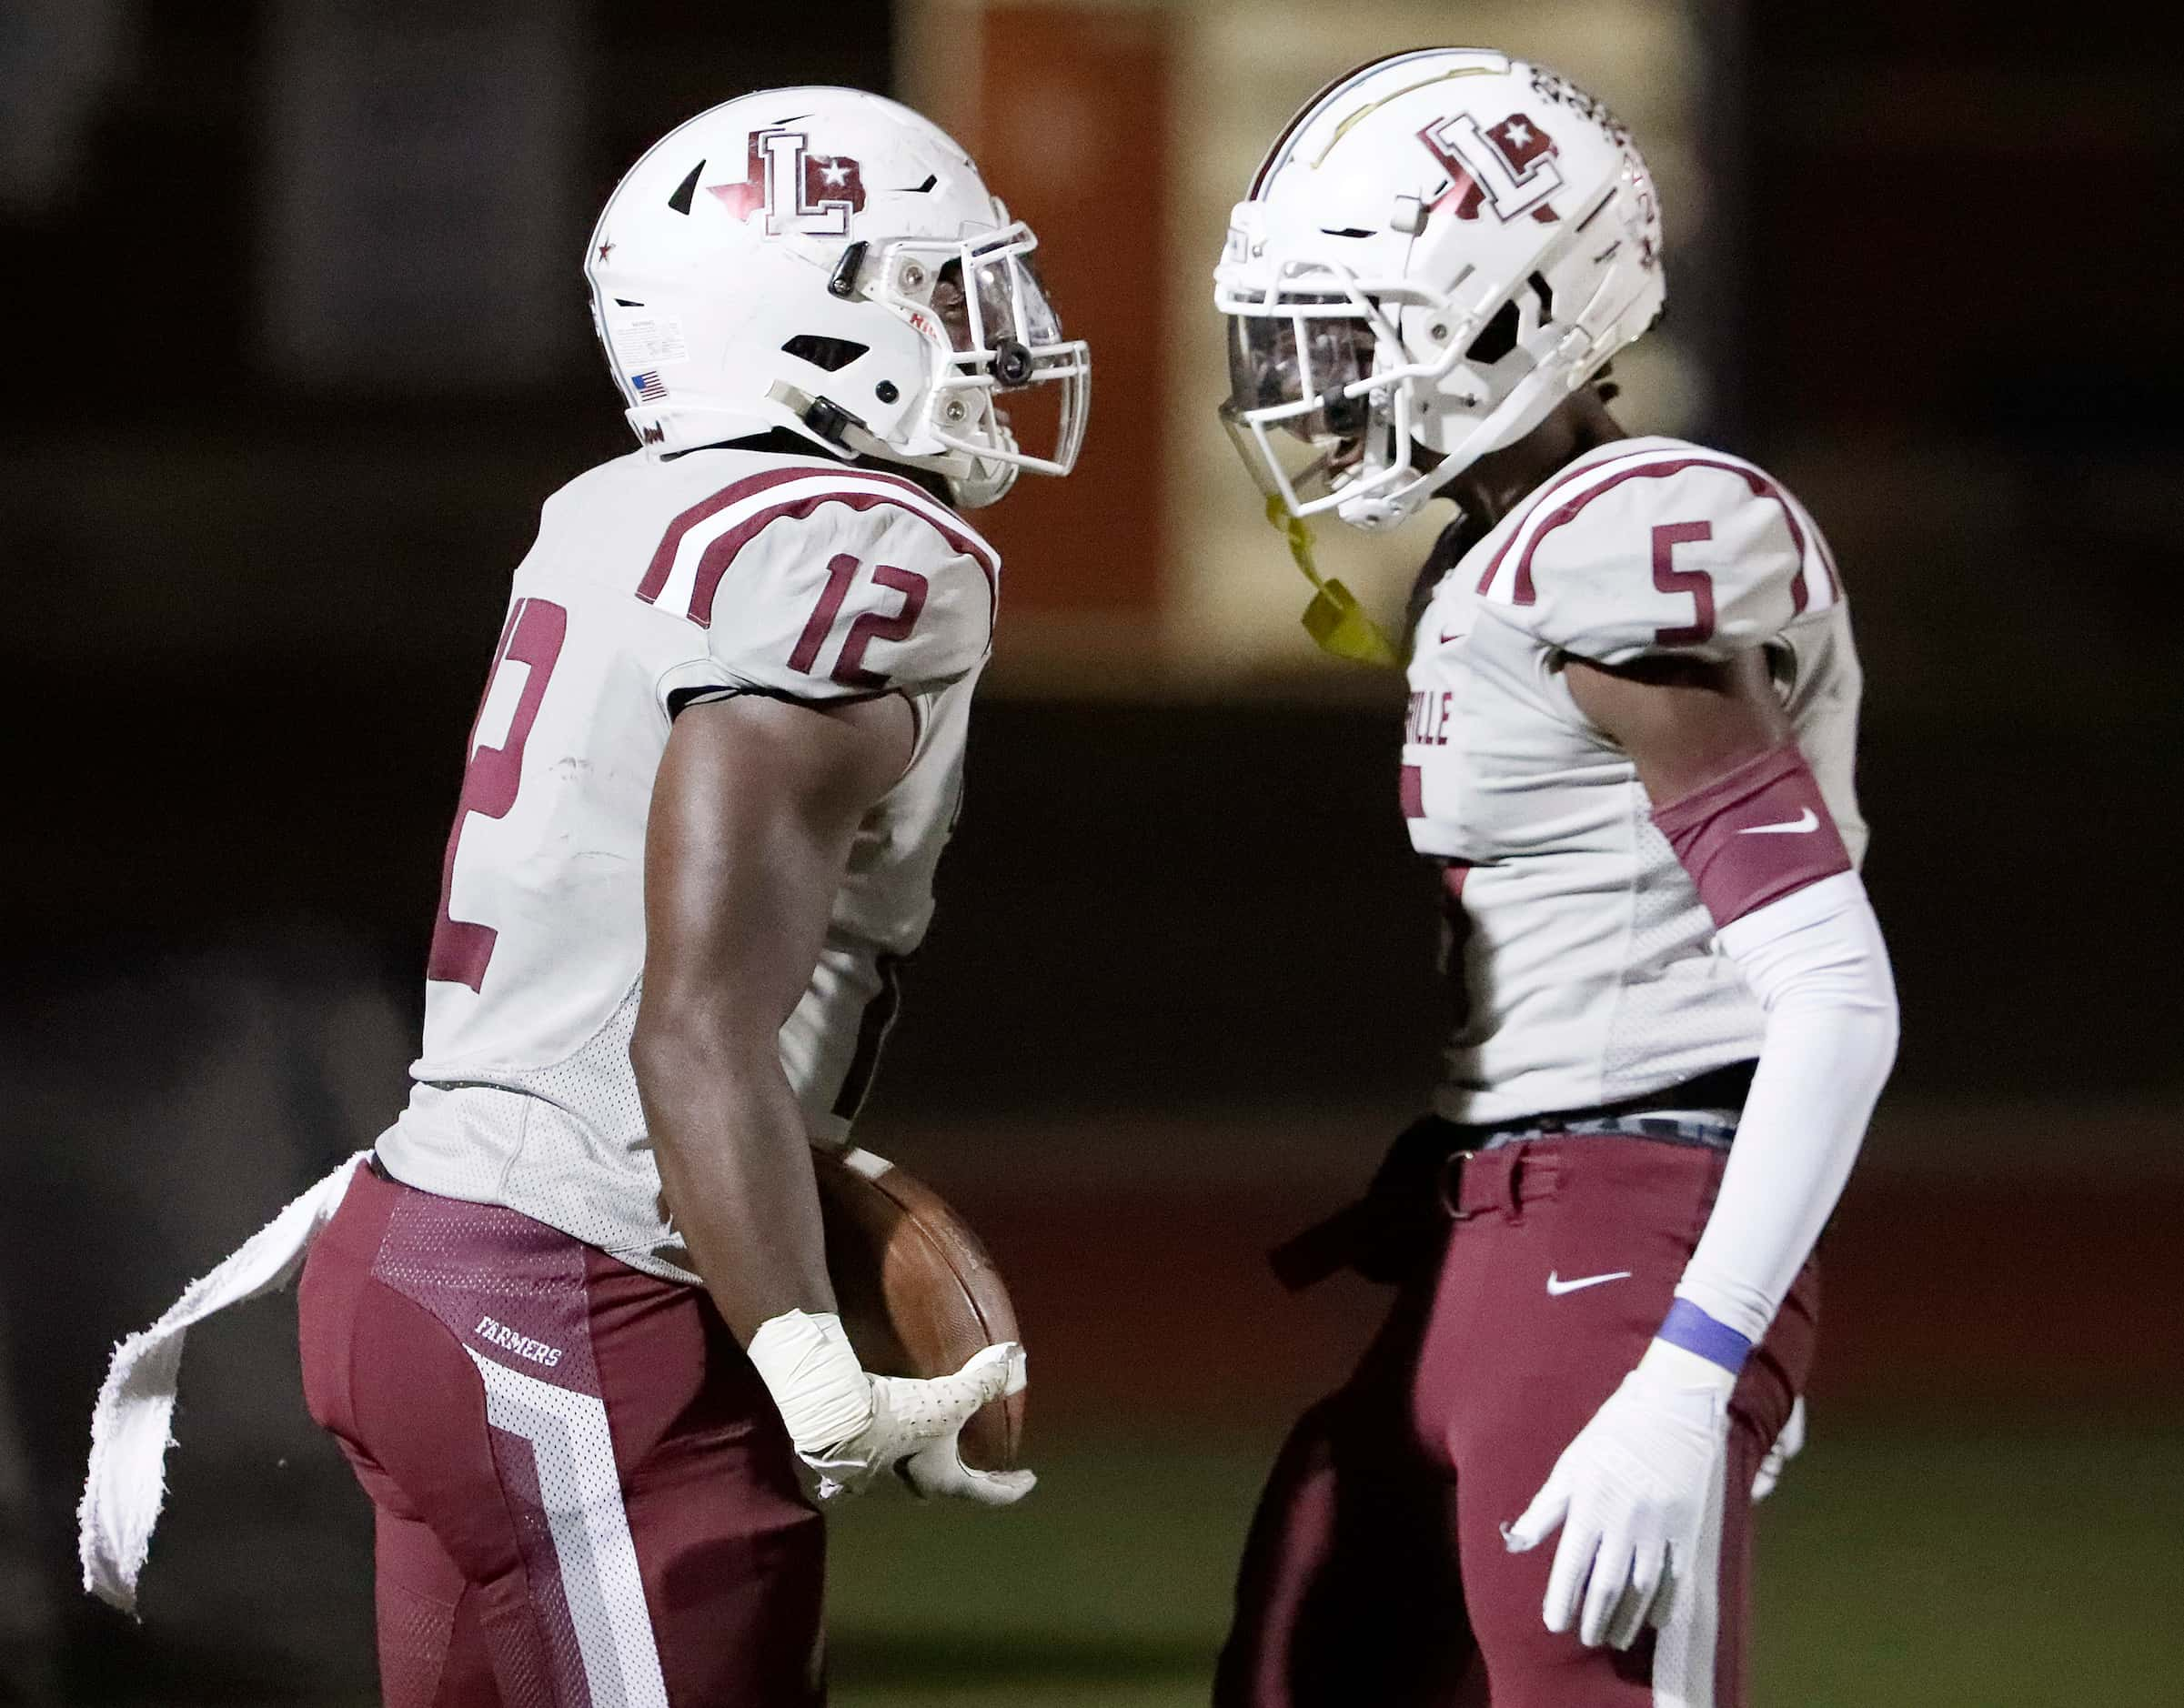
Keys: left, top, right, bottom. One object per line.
{"left": 709, "top": 128, "right": 868, "bottom": 236}
{"left": 1417, "top": 110, "right": 1564, "bottom": 224}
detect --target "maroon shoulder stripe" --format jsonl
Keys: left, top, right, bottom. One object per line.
{"left": 684, "top": 488, "right": 999, "bottom": 631}
{"left": 1797, "top": 497, "right": 1844, "bottom": 600}
{"left": 1474, "top": 449, "right": 1658, "bottom": 596}
{"left": 1508, "top": 456, "right": 1813, "bottom": 612}
{"left": 637, "top": 465, "right": 971, "bottom": 606}
{"left": 639, "top": 467, "right": 822, "bottom": 604}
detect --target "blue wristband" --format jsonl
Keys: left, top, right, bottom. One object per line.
{"left": 1657, "top": 1299, "right": 1753, "bottom": 1375}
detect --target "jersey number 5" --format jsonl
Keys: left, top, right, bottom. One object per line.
{"left": 788, "top": 553, "right": 930, "bottom": 689}
{"left": 1651, "top": 520, "right": 1716, "bottom": 647}
{"left": 428, "top": 597, "right": 568, "bottom": 992}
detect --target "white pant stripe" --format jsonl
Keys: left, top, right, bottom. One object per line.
{"left": 467, "top": 1350, "right": 669, "bottom": 1708}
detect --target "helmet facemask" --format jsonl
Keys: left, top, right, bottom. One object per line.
{"left": 1215, "top": 158, "right": 1652, "bottom": 531}
{"left": 1220, "top": 296, "right": 1375, "bottom": 500}
{"left": 867, "top": 221, "right": 1089, "bottom": 504}
{"left": 1215, "top": 264, "right": 1460, "bottom": 531}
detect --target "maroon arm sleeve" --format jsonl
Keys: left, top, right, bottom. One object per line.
{"left": 1651, "top": 743, "right": 1853, "bottom": 929}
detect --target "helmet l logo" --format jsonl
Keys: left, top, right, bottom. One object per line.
{"left": 709, "top": 128, "right": 867, "bottom": 236}
{"left": 1417, "top": 112, "right": 1563, "bottom": 224}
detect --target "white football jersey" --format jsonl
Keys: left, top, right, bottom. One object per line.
{"left": 1406, "top": 436, "right": 1867, "bottom": 1125}
{"left": 374, "top": 446, "right": 998, "bottom": 1281}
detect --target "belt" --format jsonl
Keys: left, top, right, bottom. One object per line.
{"left": 1476, "top": 1110, "right": 1736, "bottom": 1153}
{"left": 1461, "top": 1058, "right": 1754, "bottom": 1151}
{"left": 1444, "top": 1144, "right": 1561, "bottom": 1221}
{"left": 1270, "top": 1061, "right": 1756, "bottom": 1292}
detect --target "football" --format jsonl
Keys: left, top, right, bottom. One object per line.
{"left": 812, "top": 1145, "right": 1025, "bottom": 1472}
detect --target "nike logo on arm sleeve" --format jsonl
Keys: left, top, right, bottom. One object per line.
{"left": 1737, "top": 809, "right": 1818, "bottom": 835}
{"left": 1653, "top": 745, "right": 1852, "bottom": 928}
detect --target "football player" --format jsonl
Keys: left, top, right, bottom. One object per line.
{"left": 1211, "top": 50, "right": 1897, "bottom": 1707}
{"left": 80, "top": 88, "right": 1086, "bottom": 1704}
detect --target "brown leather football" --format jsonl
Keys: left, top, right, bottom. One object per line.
{"left": 811, "top": 1145, "right": 1024, "bottom": 1472}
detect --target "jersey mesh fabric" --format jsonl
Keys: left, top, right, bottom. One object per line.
{"left": 458, "top": 983, "right": 680, "bottom": 1275}
{"left": 383, "top": 934, "right": 909, "bottom": 1285}
{"left": 375, "top": 1577, "right": 465, "bottom": 1708}
{"left": 1599, "top": 816, "right": 1754, "bottom": 1098}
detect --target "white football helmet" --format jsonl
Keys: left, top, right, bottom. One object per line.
{"left": 587, "top": 87, "right": 1088, "bottom": 508}
{"left": 1215, "top": 50, "right": 1665, "bottom": 530}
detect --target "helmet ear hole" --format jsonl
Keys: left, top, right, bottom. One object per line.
{"left": 781, "top": 335, "right": 871, "bottom": 372}
{"left": 1465, "top": 301, "right": 1521, "bottom": 364}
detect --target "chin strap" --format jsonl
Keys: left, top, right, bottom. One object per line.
{"left": 1265, "top": 495, "right": 1402, "bottom": 668}
{"left": 767, "top": 381, "right": 882, "bottom": 458}
{"left": 765, "top": 381, "right": 1011, "bottom": 509}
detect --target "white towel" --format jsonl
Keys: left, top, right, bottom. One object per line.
{"left": 78, "top": 1152, "right": 367, "bottom": 1613}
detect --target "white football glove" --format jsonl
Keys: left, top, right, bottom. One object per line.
{"left": 1503, "top": 1339, "right": 1733, "bottom": 1651}
{"left": 1751, "top": 1393, "right": 1806, "bottom": 1502}
{"left": 746, "top": 1309, "right": 1034, "bottom": 1507}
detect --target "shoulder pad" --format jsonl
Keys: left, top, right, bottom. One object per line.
{"left": 1472, "top": 448, "right": 1842, "bottom": 665}
{"left": 639, "top": 466, "right": 999, "bottom": 700}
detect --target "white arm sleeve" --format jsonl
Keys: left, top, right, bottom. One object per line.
{"left": 1674, "top": 871, "right": 1899, "bottom": 1343}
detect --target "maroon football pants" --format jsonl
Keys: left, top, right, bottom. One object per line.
{"left": 297, "top": 1162, "right": 824, "bottom": 1708}
{"left": 1216, "top": 1135, "right": 1817, "bottom": 1708}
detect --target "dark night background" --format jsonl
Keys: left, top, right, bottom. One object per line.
{"left": 1, "top": 3, "right": 2178, "bottom": 1703}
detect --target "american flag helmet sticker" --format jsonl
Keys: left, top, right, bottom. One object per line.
{"left": 630, "top": 371, "right": 667, "bottom": 402}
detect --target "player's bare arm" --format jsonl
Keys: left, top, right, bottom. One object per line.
{"left": 1561, "top": 648, "right": 1787, "bottom": 805}
{"left": 633, "top": 691, "right": 914, "bottom": 1339}
{"left": 636, "top": 689, "right": 1031, "bottom": 1506}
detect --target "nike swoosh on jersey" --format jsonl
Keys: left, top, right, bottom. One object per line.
{"left": 1736, "top": 808, "right": 1819, "bottom": 835}
{"left": 1545, "top": 1270, "right": 1632, "bottom": 1296}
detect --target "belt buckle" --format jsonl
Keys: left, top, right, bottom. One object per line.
{"left": 1440, "top": 1150, "right": 1477, "bottom": 1221}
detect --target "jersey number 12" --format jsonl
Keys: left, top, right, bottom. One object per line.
{"left": 789, "top": 553, "right": 931, "bottom": 689}
{"left": 428, "top": 597, "right": 568, "bottom": 992}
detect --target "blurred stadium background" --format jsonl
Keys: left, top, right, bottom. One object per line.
{"left": 3, "top": 0, "right": 2179, "bottom": 1702}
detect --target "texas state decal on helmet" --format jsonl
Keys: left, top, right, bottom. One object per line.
{"left": 707, "top": 128, "right": 868, "bottom": 236}
{"left": 1418, "top": 111, "right": 1565, "bottom": 225}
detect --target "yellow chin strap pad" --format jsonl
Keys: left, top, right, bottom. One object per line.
{"left": 1268, "top": 495, "right": 1402, "bottom": 669}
